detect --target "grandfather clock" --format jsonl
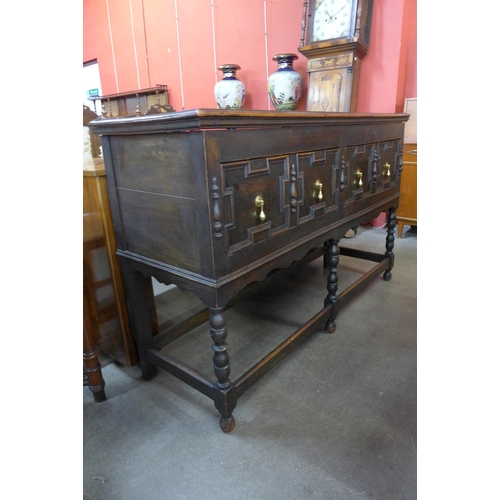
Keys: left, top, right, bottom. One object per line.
{"left": 298, "top": 0, "right": 373, "bottom": 112}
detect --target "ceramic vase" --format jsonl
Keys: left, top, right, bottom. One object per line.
{"left": 267, "top": 53, "right": 303, "bottom": 111}
{"left": 214, "top": 64, "right": 246, "bottom": 109}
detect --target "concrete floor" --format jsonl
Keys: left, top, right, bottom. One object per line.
{"left": 83, "top": 225, "right": 417, "bottom": 500}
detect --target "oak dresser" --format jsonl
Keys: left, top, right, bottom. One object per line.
{"left": 90, "top": 109, "right": 408, "bottom": 432}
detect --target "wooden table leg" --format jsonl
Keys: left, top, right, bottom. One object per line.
{"left": 397, "top": 219, "right": 404, "bottom": 238}
{"left": 383, "top": 208, "right": 396, "bottom": 281}
{"left": 209, "top": 307, "right": 236, "bottom": 433}
{"left": 324, "top": 239, "right": 339, "bottom": 333}
{"left": 83, "top": 280, "right": 106, "bottom": 402}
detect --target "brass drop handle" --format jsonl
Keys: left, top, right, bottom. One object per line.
{"left": 314, "top": 180, "right": 323, "bottom": 201}
{"left": 355, "top": 169, "right": 363, "bottom": 187}
{"left": 383, "top": 162, "right": 391, "bottom": 177}
{"left": 255, "top": 195, "right": 266, "bottom": 222}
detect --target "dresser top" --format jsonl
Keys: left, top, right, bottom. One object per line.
{"left": 89, "top": 108, "right": 409, "bottom": 136}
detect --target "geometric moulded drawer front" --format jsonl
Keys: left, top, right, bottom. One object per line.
{"left": 222, "top": 155, "right": 288, "bottom": 254}
{"left": 343, "top": 140, "right": 402, "bottom": 207}
{"left": 343, "top": 143, "right": 376, "bottom": 205}
{"left": 378, "top": 139, "right": 402, "bottom": 189}
{"left": 222, "top": 149, "right": 341, "bottom": 256}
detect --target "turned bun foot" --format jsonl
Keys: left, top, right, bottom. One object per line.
{"left": 325, "top": 319, "right": 336, "bottom": 333}
{"left": 219, "top": 415, "right": 235, "bottom": 433}
{"left": 383, "top": 270, "right": 392, "bottom": 281}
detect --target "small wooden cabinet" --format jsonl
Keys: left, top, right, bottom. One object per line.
{"left": 396, "top": 143, "right": 417, "bottom": 237}
{"left": 83, "top": 161, "right": 138, "bottom": 367}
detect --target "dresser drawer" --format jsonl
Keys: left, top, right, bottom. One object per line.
{"left": 219, "top": 148, "right": 342, "bottom": 273}
{"left": 342, "top": 139, "right": 402, "bottom": 217}
{"left": 222, "top": 149, "right": 341, "bottom": 247}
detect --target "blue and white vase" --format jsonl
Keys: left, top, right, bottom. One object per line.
{"left": 268, "top": 53, "right": 303, "bottom": 111}
{"left": 214, "top": 64, "right": 246, "bottom": 109}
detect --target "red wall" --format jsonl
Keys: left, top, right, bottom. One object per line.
{"left": 83, "top": 0, "right": 416, "bottom": 113}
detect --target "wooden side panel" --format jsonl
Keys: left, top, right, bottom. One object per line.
{"left": 117, "top": 189, "right": 199, "bottom": 271}
{"left": 107, "top": 133, "right": 201, "bottom": 273}
{"left": 83, "top": 169, "right": 138, "bottom": 366}
{"left": 110, "top": 133, "right": 196, "bottom": 197}
{"left": 397, "top": 143, "right": 417, "bottom": 222}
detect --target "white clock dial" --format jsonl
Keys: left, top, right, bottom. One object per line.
{"left": 312, "top": 0, "right": 353, "bottom": 42}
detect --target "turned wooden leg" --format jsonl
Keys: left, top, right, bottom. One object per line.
{"left": 397, "top": 219, "right": 404, "bottom": 238}
{"left": 383, "top": 208, "right": 397, "bottom": 281}
{"left": 83, "top": 345, "right": 106, "bottom": 402}
{"left": 324, "top": 239, "right": 339, "bottom": 333}
{"left": 209, "top": 307, "right": 236, "bottom": 432}
{"left": 83, "top": 282, "right": 106, "bottom": 402}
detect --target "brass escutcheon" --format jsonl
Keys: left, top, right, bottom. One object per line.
{"left": 383, "top": 162, "right": 391, "bottom": 177}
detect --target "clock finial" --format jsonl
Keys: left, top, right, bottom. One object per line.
{"left": 300, "top": 1, "right": 309, "bottom": 47}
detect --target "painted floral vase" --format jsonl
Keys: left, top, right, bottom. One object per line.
{"left": 214, "top": 64, "right": 246, "bottom": 109}
{"left": 267, "top": 53, "right": 303, "bottom": 111}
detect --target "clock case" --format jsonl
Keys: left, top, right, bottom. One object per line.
{"left": 298, "top": 0, "right": 374, "bottom": 113}
{"left": 300, "top": 0, "right": 374, "bottom": 58}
